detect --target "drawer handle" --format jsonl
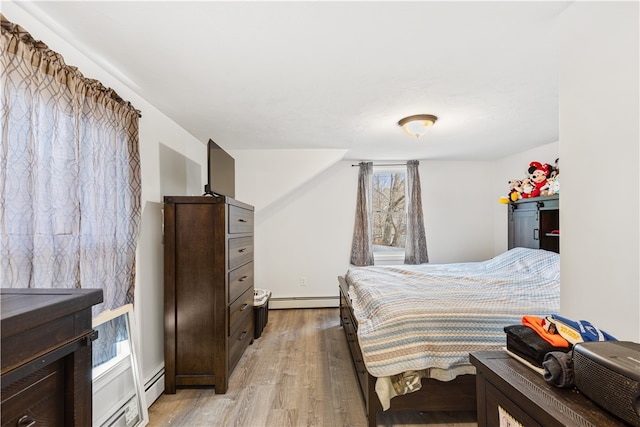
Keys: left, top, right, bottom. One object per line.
{"left": 238, "top": 218, "right": 247, "bottom": 223}
{"left": 18, "top": 416, "right": 36, "bottom": 427}
{"left": 240, "top": 331, "right": 248, "bottom": 341}
{"left": 238, "top": 248, "right": 247, "bottom": 253}
{"left": 240, "top": 303, "right": 249, "bottom": 311}
{"left": 239, "top": 275, "right": 248, "bottom": 282}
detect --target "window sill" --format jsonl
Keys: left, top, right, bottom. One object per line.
{"left": 374, "top": 251, "right": 405, "bottom": 266}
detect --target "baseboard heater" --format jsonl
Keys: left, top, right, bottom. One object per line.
{"left": 269, "top": 296, "right": 339, "bottom": 309}
{"left": 144, "top": 365, "right": 165, "bottom": 407}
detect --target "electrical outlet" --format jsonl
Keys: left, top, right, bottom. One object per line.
{"left": 300, "top": 276, "right": 307, "bottom": 286}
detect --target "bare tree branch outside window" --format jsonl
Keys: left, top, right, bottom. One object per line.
{"left": 372, "top": 171, "right": 406, "bottom": 250}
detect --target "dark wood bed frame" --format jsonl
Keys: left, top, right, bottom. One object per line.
{"left": 338, "top": 276, "right": 477, "bottom": 427}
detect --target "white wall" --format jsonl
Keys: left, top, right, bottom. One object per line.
{"left": 3, "top": 2, "right": 208, "bottom": 405}
{"left": 231, "top": 150, "right": 354, "bottom": 306}
{"left": 232, "top": 152, "right": 503, "bottom": 307}
{"left": 559, "top": 2, "right": 639, "bottom": 341}
{"left": 421, "top": 161, "right": 497, "bottom": 263}
{"left": 232, "top": 146, "right": 564, "bottom": 308}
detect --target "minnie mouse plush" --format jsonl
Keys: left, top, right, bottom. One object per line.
{"left": 522, "top": 161, "right": 553, "bottom": 198}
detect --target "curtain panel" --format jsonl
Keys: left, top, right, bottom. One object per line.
{"left": 404, "top": 160, "right": 429, "bottom": 264}
{"left": 350, "top": 162, "right": 374, "bottom": 266}
{"left": 0, "top": 15, "right": 142, "bottom": 313}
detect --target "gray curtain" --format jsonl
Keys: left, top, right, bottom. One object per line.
{"left": 350, "top": 162, "right": 374, "bottom": 266}
{"left": 404, "top": 160, "right": 429, "bottom": 264}
{"left": 1, "top": 15, "right": 141, "bottom": 315}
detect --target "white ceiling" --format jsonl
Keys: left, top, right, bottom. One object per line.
{"left": 16, "top": 1, "right": 571, "bottom": 161}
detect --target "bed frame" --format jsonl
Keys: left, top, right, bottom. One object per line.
{"left": 338, "top": 276, "right": 477, "bottom": 427}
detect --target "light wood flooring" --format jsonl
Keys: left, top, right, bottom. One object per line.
{"left": 147, "top": 308, "right": 477, "bottom": 427}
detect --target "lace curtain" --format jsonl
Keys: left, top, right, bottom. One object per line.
{"left": 350, "top": 162, "right": 374, "bottom": 266}
{"left": 404, "top": 160, "right": 429, "bottom": 264}
{"left": 0, "top": 15, "right": 142, "bottom": 314}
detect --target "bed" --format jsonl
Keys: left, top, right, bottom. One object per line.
{"left": 338, "top": 247, "right": 561, "bottom": 427}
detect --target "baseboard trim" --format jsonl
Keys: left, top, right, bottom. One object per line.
{"left": 269, "top": 296, "right": 339, "bottom": 309}
{"left": 144, "top": 364, "right": 165, "bottom": 406}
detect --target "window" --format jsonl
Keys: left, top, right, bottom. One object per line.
{"left": 1, "top": 16, "right": 141, "bottom": 313}
{"left": 351, "top": 160, "right": 427, "bottom": 266}
{"left": 92, "top": 305, "right": 148, "bottom": 427}
{"left": 372, "top": 167, "right": 407, "bottom": 262}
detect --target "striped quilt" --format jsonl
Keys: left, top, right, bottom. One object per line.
{"left": 346, "top": 247, "right": 560, "bottom": 379}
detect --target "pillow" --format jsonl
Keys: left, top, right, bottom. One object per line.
{"left": 485, "top": 247, "right": 538, "bottom": 270}
{"left": 486, "top": 247, "right": 560, "bottom": 281}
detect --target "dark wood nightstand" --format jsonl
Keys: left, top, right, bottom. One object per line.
{"left": 470, "top": 351, "right": 626, "bottom": 427}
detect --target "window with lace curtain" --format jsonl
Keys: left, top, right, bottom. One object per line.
{"left": 0, "top": 15, "right": 141, "bottom": 321}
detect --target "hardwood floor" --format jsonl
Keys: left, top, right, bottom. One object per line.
{"left": 148, "top": 308, "right": 477, "bottom": 427}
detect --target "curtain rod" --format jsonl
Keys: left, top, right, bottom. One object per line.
{"left": 1, "top": 14, "right": 142, "bottom": 119}
{"left": 351, "top": 163, "right": 408, "bottom": 167}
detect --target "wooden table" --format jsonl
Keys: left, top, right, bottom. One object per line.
{"left": 1, "top": 288, "right": 103, "bottom": 426}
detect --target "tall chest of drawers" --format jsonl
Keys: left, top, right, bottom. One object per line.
{"left": 163, "top": 196, "right": 255, "bottom": 394}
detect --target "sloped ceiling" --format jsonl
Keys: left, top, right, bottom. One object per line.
{"left": 14, "top": 1, "right": 571, "bottom": 160}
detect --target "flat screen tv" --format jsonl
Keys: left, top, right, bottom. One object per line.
{"left": 204, "top": 139, "right": 235, "bottom": 198}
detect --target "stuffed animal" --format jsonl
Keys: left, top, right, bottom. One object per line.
{"left": 522, "top": 161, "right": 553, "bottom": 198}
{"left": 547, "top": 157, "right": 560, "bottom": 195}
{"left": 550, "top": 158, "right": 559, "bottom": 179}
{"left": 499, "top": 179, "right": 524, "bottom": 204}
{"left": 545, "top": 176, "right": 560, "bottom": 196}
{"left": 500, "top": 158, "right": 559, "bottom": 204}
{"left": 521, "top": 178, "right": 534, "bottom": 198}
{"left": 508, "top": 179, "right": 523, "bottom": 202}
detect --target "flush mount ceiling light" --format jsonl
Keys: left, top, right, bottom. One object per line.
{"left": 398, "top": 114, "right": 438, "bottom": 138}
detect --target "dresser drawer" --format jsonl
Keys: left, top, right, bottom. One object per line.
{"left": 1, "top": 358, "right": 65, "bottom": 427}
{"left": 343, "top": 312, "right": 368, "bottom": 399}
{"left": 229, "top": 262, "right": 254, "bottom": 303}
{"left": 228, "top": 237, "right": 253, "bottom": 271}
{"left": 228, "top": 205, "right": 253, "bottom": 234}
{"left": 229, "top": 287, "right": 253, "bottom": 337}
{"left": 228, "top": 313, "right": 253, "bottom": 373}
{"left": 340, "top": 293, "right": 352, "bottom": 328}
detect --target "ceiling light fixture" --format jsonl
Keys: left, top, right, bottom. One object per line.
{"left": 398, "top": 114, "right": 438, "bottom": 138}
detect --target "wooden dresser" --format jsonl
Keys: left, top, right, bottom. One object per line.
{"left": 1, "top": 288, "right": 103, "bottom": 427}
{"left": 470, "top": 351, "right": 626, "bottom": 427}
{"left": 163, "top": 195, "right": 255, "bottom": 394}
